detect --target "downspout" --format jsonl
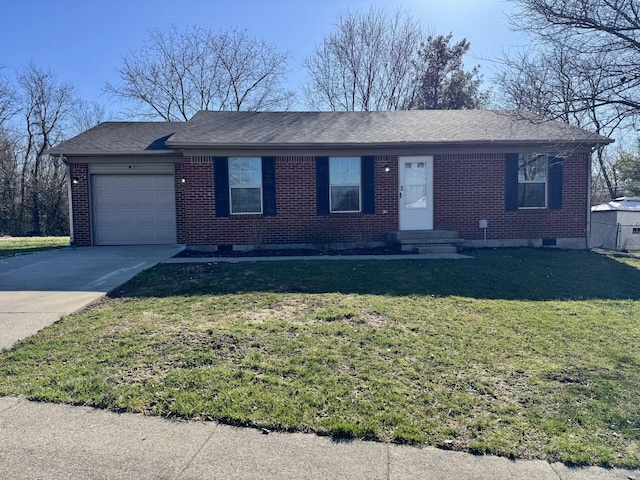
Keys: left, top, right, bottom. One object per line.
{"left": 63, "top": 155, "right": 74, "bottom": 245}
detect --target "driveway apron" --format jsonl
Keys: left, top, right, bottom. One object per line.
{"left": 0, "top": 245, "right": 184, "bottom": 350}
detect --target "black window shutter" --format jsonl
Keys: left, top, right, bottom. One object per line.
{"left": 361, "top": 156, "right": 375, "bottom": 214}
{"left": 505, "top": 153, "right": 519, "bottom": 211}
{"left": 214, "top": 156, "right": 230, "bottom": 217}
{"left": 548, "top": 157, "right": 563, "bottom": 210}
{"left": 262, "top": 156, "right": 277, "bottom": 216}
{"left": 316, "top": 156, "right": 330, "bottom": 215}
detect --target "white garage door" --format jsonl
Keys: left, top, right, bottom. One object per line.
{"left": 92, "top": 174, "right": 177, "bottom": 245}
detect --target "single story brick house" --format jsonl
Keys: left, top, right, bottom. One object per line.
{"left": 47, "top": 110, "right": 612, "bottom": 251}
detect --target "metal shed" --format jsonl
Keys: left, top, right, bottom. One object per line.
{"left": 590, "top": 197, "right": 640, "bottom": 250}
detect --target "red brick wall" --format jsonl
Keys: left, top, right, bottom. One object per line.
{"left": 181, "top": 156, "right": 398, "bottom": 246}
{"left": 69, "top": 163, "right": 91, "bottom": 246}
{"left": 174, "top": 163, "right": 186, "bottom": 244}
{"left": 433, "top": 152, "right": 588, "bottom": 240}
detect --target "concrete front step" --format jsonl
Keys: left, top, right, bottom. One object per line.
{"left": 389, "top": 230, "right": 460, "bottom": 242}
{"left": 389, "top": 230, "right": 463, "bottom": 254}
{"left": 397, "top": 237, "right": 464, "bottom": 245}
{"left": 401, "top": 244, "right": 459, "bottom": 254}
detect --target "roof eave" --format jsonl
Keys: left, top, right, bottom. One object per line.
{"left": 167, "top": 139, "right": 612, "bottom": 150}
{"left": 45, "top": 148, "right": 183, "bottom": 157}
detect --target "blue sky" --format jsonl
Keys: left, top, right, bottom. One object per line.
{"left": 2, "top": 0, "right": 521, "bottom": 114}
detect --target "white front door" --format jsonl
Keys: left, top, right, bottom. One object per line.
{"left": 399, "top": 156, "right": 433, "bottom": 230}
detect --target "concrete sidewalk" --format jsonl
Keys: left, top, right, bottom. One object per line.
{"left": 1, "top": 397, "right": 636, "bottom": 480}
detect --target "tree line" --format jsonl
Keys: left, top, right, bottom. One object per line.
{"left": 104, "top": 10, "right": 487, "bottom": 118}
{"left": 1, "top": 2, "right": 639, "bottom": 236}
{"left": 0, "top": 64, "right": 107, "bottom": 236}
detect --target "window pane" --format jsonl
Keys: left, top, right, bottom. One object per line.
{"left": 518, "top": 183, "right": 546, "bottom": 208}
{"left": 229, "top": 157, "right": 261, "bottom": 186}
{"left": 404, "top": 162, "right": 427, "bottom": 186}
{"left": 250, "top": 167, "right": 262, "bottom": 185}
{"left": 330, "top": 157, "right": 360, "bottom": 184}
{"left": 404, "top": 185, "right": 427, "bottom": 209}
{"left": 229, "top": 168, "right": 242, "bottom": 186}
{"left": 331, "top": 186, "right": 360, "bottom": 212}
{"left": 229, "top": 158, "right": 244, "bottom": 186}
{"left": 518, "top": 155, "right": 547, "bottom": 182}
{"left": 231, "top": 187, "right": 262, "bottom": 213}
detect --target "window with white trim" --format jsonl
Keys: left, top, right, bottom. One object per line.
{"left": 229, "top": 157, "right": 262, "bottom": 214}
{"left": 330, "top": 157, "right": 361, "bottom": 212}
{"left": 518, "top": 154, "right": 548, "bottom": 208}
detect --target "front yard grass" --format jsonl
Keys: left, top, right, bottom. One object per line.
{"left": 1, "top": 248, "right": 640, "bottom": 467}
{"left": 0, "top": 236, "right": 70, "bottom": 258}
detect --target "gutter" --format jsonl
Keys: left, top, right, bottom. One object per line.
{"left": 165, "top": 140, "right": 608, "bottom": 151}
{"left": 45, "top": 149, "right": 183, "bottom": 157}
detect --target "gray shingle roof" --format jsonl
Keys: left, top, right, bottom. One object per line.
{"left": 172, "top": 110, "right": 611, "bottom": 146}
{"left": 47, "top": 122, "right": 184, "bottom": 155}
{"left": 48, "top": 110, "right": 612, "bottom": 155}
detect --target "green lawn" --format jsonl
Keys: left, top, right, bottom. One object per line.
{"left": 1, "top": 248, "right": 640, "bottom": 467}
{"left": 0, "top": 236, "right": 70, "bottom": 258}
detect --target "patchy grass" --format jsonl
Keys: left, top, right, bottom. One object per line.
{"left": 1, "top": 248, "right": 640, "bottom": 467}
{"left": 0, "top": 236, "right": 70, "bottom": 258}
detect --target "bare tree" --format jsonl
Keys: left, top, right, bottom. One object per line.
{"left": 0, "top": 128, "right": 19, "bottom": 235}
{"left": 411, "top": 33, "right": 489, "bottom": 110}
{"left": 105, "top": 25, "right": 295, "bottom": 121}
{"left": 495, "top": 44, "right": 627, "bottom": 199}
{"left": 0, "top": 69, "right": 16, "bottom": 128}
{"left": 71, "top": 99, "right": 108, "bottom": 134}
{"left": 17, "top": 63, "right": 75, "bottom": 235}
{"left": 302, "top": 7, "right": 426, "bottom": 111}
{"left": 508, "top": 0, "right": 640, "bottom": 120}
{"left": 495, "top": 0, "right": 640, "bottom": 200}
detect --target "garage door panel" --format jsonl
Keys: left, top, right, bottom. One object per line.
{"left": 154, "top": 176, "right": 175, "bottom": 188}
{"left": 156, "top": 193, "right": 175, "bottom": 207}
{"left": 92, "top": 174, "right": 177, "bottom": 245}
{"left": 94, "top": 211, "right": 116, "bottom": 225}
{"left": 94, "top": 192, "right": 115, "bottom": 208}
{"left": 96, "top": 229, "right": 134, "bottom": 245}
{"left": 95, "top": 175, "right": 117, "bottom": 189}
{"left": 157, "top": 230, "right": 177, "bottom": 242}
{"left": 137, "top": 229, "right": 160, "bottom": 242}
{"left": 135, "top": 192, "right": 159, "bottom": 207}
{"left": 136, "top": 212, "right": 158, "bottom": 224}
{"left": 116, "top": 193, "right": 137, "bottom": 206}
{"left": 116, "top": 211, "right": 138, "bottom": 225}
{"left": 156, "top": 210, "right": 176, "bottom": 223}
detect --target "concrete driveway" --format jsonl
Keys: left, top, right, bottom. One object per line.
{"left": 0, "top": 245, "right": 184, "bottom": 350}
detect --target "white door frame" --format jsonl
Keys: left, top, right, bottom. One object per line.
{"left": 399, "top": 156, "right": 434, "bottom": 231}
